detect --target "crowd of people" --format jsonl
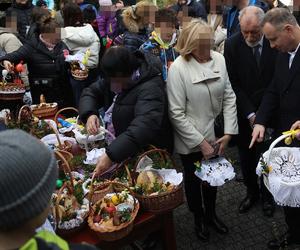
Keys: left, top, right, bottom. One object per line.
{"left": 1, "top": 0, "right": 300, "bottom": 249}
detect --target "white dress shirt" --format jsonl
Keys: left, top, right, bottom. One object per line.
{"left": 288, "top": 42, "right": 300, "bottom": 69}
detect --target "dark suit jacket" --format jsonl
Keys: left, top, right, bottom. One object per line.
{"left": 256, "top": 49, "right": 300, "bottom": 136}
{"left": 224, "top": 32, "right": 278, "bottom": 145}
{"left": 225, "top": 0, "right": 269, "bottom": 38}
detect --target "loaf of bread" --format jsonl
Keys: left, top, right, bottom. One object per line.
{"left": 136, "top": 170, "right": 164, "bottom": 192}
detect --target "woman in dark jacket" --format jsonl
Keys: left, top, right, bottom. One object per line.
{"left": 6, "top": 0, "right": 34, "bottom": 40}
{"left": 0, "top": 15, "right": 73, "bottom": 107}
{"left": 79, "top": 46, "right": 173, "bottom": 175}
{"left": 113, "top": 1, "right": 157, "bottom": 52}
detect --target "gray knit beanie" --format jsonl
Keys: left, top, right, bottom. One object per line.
{"left": 0, "top": 129, "right": 57, "bottom": 231}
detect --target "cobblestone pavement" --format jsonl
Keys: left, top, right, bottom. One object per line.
{"left": 127, "top": 147, "right": 298, "bottom": 250}
{"left": 171, "top": 148, "right": 288, "bottom": 250}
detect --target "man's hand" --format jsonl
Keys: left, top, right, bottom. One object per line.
{"left": 216, "top": 134, "right": 232, "bottom": 156}
{"left": 290, "top": 121, "right": 300, "bottom": 131}
{"left": 94, "top": 153, "right": 113, "bottom": 176}
{"left": 199, "top": 139, "right": 216, "bottom": 160}
{"left": 249, "top": 124, "right": 265, "bottom": 148}
{"left": 86, "top": 115, "right": 100, "bottom": 135}
{"left": 249, "top": 114, "right": 256, "bottom": 128}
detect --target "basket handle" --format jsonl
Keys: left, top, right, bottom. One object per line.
{"left": 54, "top": 181, "right": 74, "bottom": 224}
{"left": 48, "top": 122, "right": 63, "bottom": 149}
{"left": 266, "top": 129, "right": 300, "bottom": 165}
{"left": 17, "top": 105, "right": 32, "bottom": 124}
{"left": 89, "top": 179, "right": 137, "bottom": 213}
{"left": 54, "top": 107, "right": 78, "bottom": 125}
{"left": 55, "top": 150, "right": 74, "bottom": 192}
{"left": 132, "top": 148, "right": 176, "bottom": 175}
{"left": 111, "top": 159, "right": 133, "bottom": 186}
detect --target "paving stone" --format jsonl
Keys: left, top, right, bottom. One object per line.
{"left": 124, "top": 147, "right": 286, "bottom": 250}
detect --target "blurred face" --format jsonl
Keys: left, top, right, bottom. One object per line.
{"left": 16, "top": 0, "right": 28, "bottom": 4}
{"left": 155, "top": 22, "right": 176, "bottom": 42}
{"left": 178, "top": 0, "right": 187, "bottom": 5}
{"left": 191, "top": 34, "right": 213, "bottom": 61}
{"left": 110, "top": 76, "right": 132, "bottom": 93}
{"left": 140, "top": 6, "right": 157, "bottom": 25}
{"left": 209, "top": 0, "right": 224, "bottom": 14}
{"left": 42, "top": 28, "right": 61, "bottom": 44}
{"left": 177, "top": 6, "right": 191, "bottom": 28}
{"left": 263, "top": 22, "right": 294, "bottom": 52}
{"left": 240, "top": 17, "right": 263, "bottom": 47}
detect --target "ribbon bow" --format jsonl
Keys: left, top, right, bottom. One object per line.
{"left": 282, "top": 129, "right": 300, "bottom": 145}
{"left": 151, "top": 31, "right": 170, "bottom": 50}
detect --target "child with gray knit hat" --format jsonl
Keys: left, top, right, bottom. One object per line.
{"left": 0, "top": 129, "right": 96, "bottom": 250}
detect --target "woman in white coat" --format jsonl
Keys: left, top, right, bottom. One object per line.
{"left": 167, "top": 19, "right": 238, "bottom": 242}
{"left": 61, "top": 3, "right": 100, "bottom": 107}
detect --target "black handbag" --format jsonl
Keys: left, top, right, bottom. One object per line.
{"left": 214, "top": 113, "right": 224, "bottom": 138}
{"left": 206, "top": 83, "right": 224, "bottom": 138}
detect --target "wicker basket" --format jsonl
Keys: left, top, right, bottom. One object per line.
{"left": 258, "top": 131, "right": 300, "bottom": 207}
{"left": 55, "top": 150, "right": 75, "bottom": 188}
{"left": 71, "top": 63, "right": 89, "bottom": 81}
{"left": 54, "top": 107, "right": 79, "bottom": 125}
{"left": 87, "top": 173, "right": 114, "bottom": 204}
{"left": 112, "top": 159, "right": 134, "bottom": 192}
{"left": 54, "top": 183, "right": 89, "bottom": 237}
{"left": 0, "top": 82, "right": 25, "bottom": 101}
{"left": 132, "top": 148, "right": 184, "bottom": 213}
{"left": 53, "top": 152, "right": 89, "bottom": 236}
{"left": 31, "top": 103, "right": 58, "bottom": 118}
{"left": 48, "top": 122, "right": 73, "bottom": 152}
{"left": 88, "top": 181, "right": 139, "bottom": 241}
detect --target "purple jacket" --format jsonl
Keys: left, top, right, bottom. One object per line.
{"left": 96, "top": 12, "right": 117, "bottom": 38}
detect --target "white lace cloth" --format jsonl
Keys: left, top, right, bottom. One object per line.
{"left": 257, "top": 147, "right": 300, "bottom": 207}
{"left": 194, "top": 157, "right": 235, "bottom": 186}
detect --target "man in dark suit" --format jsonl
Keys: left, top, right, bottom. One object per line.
{"left": 224, "top": 0, "right": 268, "bottom": 38}
{"left": 224, "top": 6, "right": 277, "bottom": 216}
{"left": 251, "top": 8, "right": 300, "bottom": 249}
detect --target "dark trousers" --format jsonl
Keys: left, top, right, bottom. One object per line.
{"left": 284, "top": 207, "right": 300, "bottom": 242}
{"left": 180, "top": 152, "right": 217, "bottom": 221}
{"left": 70, "top": 74, "right": 100, "bottom": 108}
{"left": 238, "top": 144, "right": 273, "bottom": 201}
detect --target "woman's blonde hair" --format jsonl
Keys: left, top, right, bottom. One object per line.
{"left": 122, "top": 1, "right": 157, "bottom": 33}
{"left": 175, "top": 19, "right": 214, "bottom": 60}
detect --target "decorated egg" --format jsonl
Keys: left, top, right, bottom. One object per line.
{"left": 2, "top": 69, "right": 8, "bottom": 78}
{"left": 284, "top": 137, "right": 292, "bottom": 145}
{"left": 15, "top": 62, "right": 24, "bottom": 73}
{"left": 56, "top": 179, "right": 63, "bottom": 188}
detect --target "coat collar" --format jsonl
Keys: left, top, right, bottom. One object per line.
{"left": 188, "top": 52, "right": 222, "bottom": 84}
{"left": 282, "top": 47, "right": 300, "bottom": 93}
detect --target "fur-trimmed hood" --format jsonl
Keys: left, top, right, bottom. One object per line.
{"left": 121, "top": 9, "right": 144, "bottom": 33}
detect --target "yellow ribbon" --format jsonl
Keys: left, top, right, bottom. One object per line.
{"left": 282, "top": 129, "right": 300, "bottom": 139}
{"left": 151, "top": 31, "right": 169, "bottom": 50}
{"left": 82, "top": 49, "right": 91, "bottom": 66}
